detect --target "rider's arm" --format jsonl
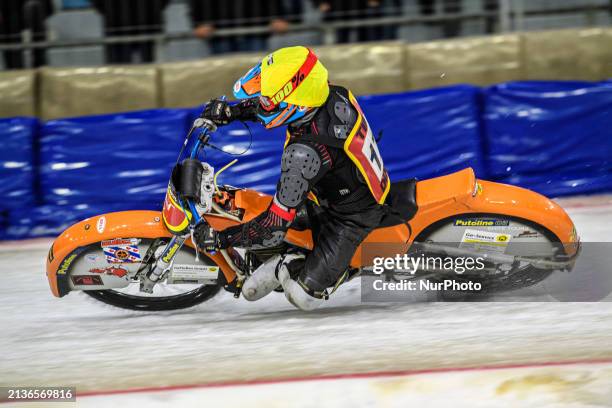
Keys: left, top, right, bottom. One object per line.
{"left": 216, "top": 141, "right": 333, "bottom": 249}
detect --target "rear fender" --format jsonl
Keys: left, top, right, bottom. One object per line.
{"left": 408, "top": 169, "right": 578, "bottom": 256}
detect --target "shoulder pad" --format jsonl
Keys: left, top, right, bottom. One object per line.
{"left": 277, "top": 143, "right": 322, "bottom": 208}
{"left": 327, "top": 89, "right": 357, "bottom": 140}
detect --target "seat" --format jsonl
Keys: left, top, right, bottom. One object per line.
{"left": 385, "top": 178, "right": 418, "bottom": 222}
{"left": 290, "top": 179, "right": 419, "bottom": 232}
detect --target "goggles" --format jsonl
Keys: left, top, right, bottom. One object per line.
{"left": 258, "top": 48, "right": 318, "bottom": 112}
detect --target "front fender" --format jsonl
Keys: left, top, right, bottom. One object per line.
{"left": 46, "top": 211, "right": 235, "bottom": 297}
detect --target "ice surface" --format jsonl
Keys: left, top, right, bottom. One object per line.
{"left": 0, "top": 196, "right": 611, "bottom": 403}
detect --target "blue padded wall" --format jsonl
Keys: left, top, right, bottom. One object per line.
{"left": 360, "top": 85, "right": 485, "bottom": 182}
{"left": 483, "top": 81, "right": 612, "bottom": 196}
{"left": 0, "top": 117, "right": 37, "bottom": 210}
{"left": 186, "top": 85, "right": 485, "bottom": 195}
{"left": 1, "top": 81, "right": 612, "bottom": 239}
{"left": 186, "top": 106, "right": 286, "bottom": 195}
{"left": 9, "top": 109, "right": 192, "bottom": 239}
{"left": 39, "top": 109, "right": 190, "bottom": 207}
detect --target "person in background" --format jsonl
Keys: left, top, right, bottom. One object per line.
{"left": 0, "top": 0, "right": 53, "bottom": 69}
{"left": 483, "top": 0, "right": 498, "bottom": 34}
{"left": 91, "top": 0, "right": 170, "bottom": 64}
{"left": 312, "top": 0, "right": 401, "bottom": 43}
{"left": 417, "top": 0, "right": 463, "bottom": 38}
{"left": 189, "top": 0, "right": 295, "bottom": 54}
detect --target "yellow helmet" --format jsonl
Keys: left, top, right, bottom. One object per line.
{"left": 259, "top": 46, "right": 329, "bottom": 109}
{"left": 233, "top": 46, "right": 329, "bottom": 128}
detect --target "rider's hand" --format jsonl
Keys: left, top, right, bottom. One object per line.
{"left": 202, "top": 98, "right": 233, "bottom": 126}
{"left": 193, "top": 222, "right": 220, "bottom": 252}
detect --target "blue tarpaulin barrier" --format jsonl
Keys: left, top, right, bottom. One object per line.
{"left": 186, "top": 85, "right": 485, "bottom": 195}
{"left": 39, "top": 109, "right": 190, "bottom": 207}
{"left": 186, "top": 106, "right": 286, "bottom": 195}
{"left": 1, "top": 81, "right": 611, "bottom": 239}
{"left": 360, "top": 85, "right": 485, "bottom": 182}
{"left": 0, "top": 117, "right": 37, "bottom": 210}
{"left": 483, "top": 81, "right": 612, "bottom": 196}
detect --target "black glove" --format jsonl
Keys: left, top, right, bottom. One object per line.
{"left": 202, "top": 98, "right": 234, "bottom": 126}
{"left": 193, "top": 222, "right": 220, "bottom": 252}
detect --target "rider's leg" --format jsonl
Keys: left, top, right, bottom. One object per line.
{"left": 277, "top": 256, "right": 322, "bottom": 311}
{"left": 279, "top": 211, "right": 380, "bottom": 311}
{"left": 241, "top": 254, "right": 283, "bottom": 301}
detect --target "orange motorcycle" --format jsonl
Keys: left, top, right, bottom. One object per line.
{"left": 46, "top": 119, "right": 580, "bottom": 310}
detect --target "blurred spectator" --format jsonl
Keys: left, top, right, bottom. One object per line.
{"left": 92, "top": 0, "right": 170, "bottom": 64}
{"left": 417, "top": 0, "right": 462, "bottom": 38}
{"left": 312, "top": 0, "right": 401, "bottom": 43}
{"left": 189, "top": 0, "right": 298, "bottom": 54}
{"left": 483, "top": 0, "right": 498, "bottom": 34}
{"left": 0, "top": 0, "right": 54, "bottom": 69}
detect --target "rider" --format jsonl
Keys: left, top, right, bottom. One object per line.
{"left": 194, "top": 46, "right": 390, "bottom": 311}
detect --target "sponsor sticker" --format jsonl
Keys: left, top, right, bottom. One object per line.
{"left": 460, "top": 229, "right": 511, "bottom": 254}
{"left": 72, "top": 275, "right": 103, "bottom": 286}
{"left": 162, "top": 242, "right": 181, "bottom": 263}
{"left": 454, "top": 219, "right": 510, "bottom": 227}
{"left": 170, "top": 264, "right": 219, "bottom": 283}
{"left": 96, "top": 216, "right": 106, "bottom": 233}
{"left": 89, "top": 266, "right": 129, "bottom": 278}
{"left": 514, "top": 230, "right": 540, "bottom": 239}
{"left": 101, "top": 238, "right": 141, "bottom": 263}
{"left": 57, "top": 254, "right": 77, "bottom": 275}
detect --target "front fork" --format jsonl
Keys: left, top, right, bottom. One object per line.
{"left": 140, "top": 235, "right": 186, "bottom": 293}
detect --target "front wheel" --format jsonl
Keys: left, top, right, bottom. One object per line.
{"left": 84, "top": 283, "right": 221, "bottom": 311}
{"left": 70, "top": 238, "right": 225, "bottom": 311}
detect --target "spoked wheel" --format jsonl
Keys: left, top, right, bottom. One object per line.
{"left": 80, "top": 238, "right": 224, "bottom": 311}
{"left": 84, "top": 282, "right": 222, "bottom": 311}
{"left": 414, "top": 213, "right": 569, "bottom": 297}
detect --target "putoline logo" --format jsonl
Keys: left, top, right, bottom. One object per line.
{"left": 454, "top": 219, "right": 510, "bottom": 227}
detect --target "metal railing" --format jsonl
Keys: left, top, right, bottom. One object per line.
{"left": 0, "top": 0, "right": 609, "bottom": 69}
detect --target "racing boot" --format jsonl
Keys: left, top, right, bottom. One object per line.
{"left": 277, "top": 253, "right": 323, "bottom": 311}
{"left": 241, "top": 254, "right": 283, "bottom": 301}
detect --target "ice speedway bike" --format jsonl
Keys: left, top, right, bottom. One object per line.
{"left": 46, "top": 117, "right": 581, "bottom": 310}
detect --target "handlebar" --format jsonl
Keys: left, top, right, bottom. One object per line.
{"left": 181, "top": 96, "right": 228, "bottom": 228}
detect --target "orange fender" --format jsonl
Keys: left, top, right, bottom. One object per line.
{"left": 46, "top": 211, "right": 235, "bottom": 298}
{"left": 409, "top": 168, "right": 578, "bottom": 255}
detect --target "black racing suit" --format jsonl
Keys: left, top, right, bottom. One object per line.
{"left": 216, "top": 86, "right": 388, "bottom": 295}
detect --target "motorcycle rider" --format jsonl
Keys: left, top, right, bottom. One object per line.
{"left": 192, "top": 46, "right": 391, "bottom": 311}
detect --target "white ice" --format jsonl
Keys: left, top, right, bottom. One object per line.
{"left": 0, "top": 195, "right": 611, "bottom": 407}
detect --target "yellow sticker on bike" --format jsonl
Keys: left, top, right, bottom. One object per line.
{"left": 460, "top": 229, "right": 511, "bottom": 254}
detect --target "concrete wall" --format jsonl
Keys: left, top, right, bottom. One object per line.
{"left": 0, "top": 70, "right": 37, "bottom": 117}
{"left": 39, "top": 65, "right": 160, "bottom": 119}
{"left": 1, "top": 28, "right": 610, "bottom": 119}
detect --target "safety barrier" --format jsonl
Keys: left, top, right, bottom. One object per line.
{"left": 0, "top": 117, "right": 37, "bottom": 211}
{"left": 0, "top": 80, "right": 610, "bottom": 239}
{"left": 1, "top": 28, "right": 611, "bottom": 119}
{"left": 482, "top": 81, "right": 612, "bottom": 197}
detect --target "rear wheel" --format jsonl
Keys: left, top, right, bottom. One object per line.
{"left": 413, "top": 213, "right": 566, "bottom": 295}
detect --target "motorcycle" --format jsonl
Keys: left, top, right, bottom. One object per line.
{"left": 46, "top": 117, "right": 580, "bottom": 310}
